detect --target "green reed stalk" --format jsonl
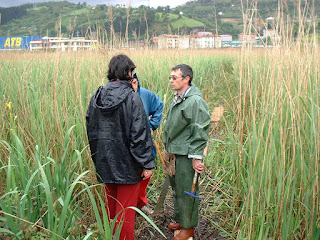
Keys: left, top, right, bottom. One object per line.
{"left": 0, "top": 127, "right": 91, "bottom": 238}
{"left": 224, "top": 48, "right": 319, "bottom": 239}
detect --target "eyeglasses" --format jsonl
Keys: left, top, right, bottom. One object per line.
{"left": 169, "top": 76, "right": 184, "bottom": 80}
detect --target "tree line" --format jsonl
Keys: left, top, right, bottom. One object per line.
{"left": 0, "top": 4, "right": 33, "bottom": 25}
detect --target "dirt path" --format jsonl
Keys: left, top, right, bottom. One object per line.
{"left": 135, "top": 192, "right": 226, "bottom": 240}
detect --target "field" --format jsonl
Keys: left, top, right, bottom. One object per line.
{"left": 0, "top": 46, "right": 319, "bottom": 239}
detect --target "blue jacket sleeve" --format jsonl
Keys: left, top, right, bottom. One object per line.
{"left": 148, "top": 91, "right": 163, "bottom": 131}
{"left": 139, "top": 88, "right": 164, "bottom": 131}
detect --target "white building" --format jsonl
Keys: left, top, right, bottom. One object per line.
{"left": 189, "top": 34, "right": 222, "bottom": 49}
{"left": 197, "top": 31, "right": 214, "bottom": 36}
{"left": 157, "top": 34, "right": 221, "bottom": 49}
{"left": 180, "top": 35, "right": 191, "bottom": 49}
{"left": 220, "top": 34, "right": 232, "bottom": 42}
{"left": 30, "top": 37, "right": 98, "bottom": 52}
{"left": 116, "top": 4, "right": 126, "bottom": 8}
{"left": 157, "top": 34, "right": 181, "bottom": 49}
{"left": 263, "top": 29, "right": 281, "bottom": 40}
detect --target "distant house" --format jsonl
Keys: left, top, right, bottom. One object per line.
{"left": 190, "top": 34, "right": 222, "bottom": 49}
{"left": 197, "top": 31, "right": 214, "bottom": 36}
{"left": 220, "top": 34, "right": 233, "bottom": 47}
{"left": 157, "top": 34, "right": 221, "bottom": 49}
{"left": 263, "top": 29, "right": 281, "bottom": 40}
{"left": 115, "top": 4, "right": 126, "bottom": 8}
{"left": 157, "top": 34, "right": 181, "bottom": 49}
{"left": 180, "top": 35, "right": 191, "bottom": 49}
{"left": 266, "top": 17, "right": 276, "bottom": 29}
{"left": 238, "top": 34, "right": 256, "bottom": 41}
{"left": 220, "top": 34, "right": 232, "bottom": 42}
{"left": 266, "top": 17, "right": 275, "bottom": 21}
{"left": 152, "top": 37, "right": 158, "bottom": 44}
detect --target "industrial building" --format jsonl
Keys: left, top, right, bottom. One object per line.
{"left": 30, "top": 37, "right": 98, "bottom": 52}
{"left": 0, "top": 35, "right": 43, "bottom": 50}
{"left": 0, "top": 35, "right": 98, "bottom": 51}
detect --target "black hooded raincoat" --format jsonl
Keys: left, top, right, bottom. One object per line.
{"left": 86, "top": 80, "right": 155, "bottom": 184}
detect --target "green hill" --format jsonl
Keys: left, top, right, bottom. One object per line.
{"left": 176, "top": 0, "right": 320, "bottom": 37}
{"left": 0, "top": 0, "right": 319, "bottom": 40}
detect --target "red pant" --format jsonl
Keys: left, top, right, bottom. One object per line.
{"left": 105, "top": 183, "right": 140, "bottom": 240}
{"left": 137, "top": 178, "right": 150, "bottom": 209}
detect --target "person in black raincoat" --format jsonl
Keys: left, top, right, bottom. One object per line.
{"left": 86, "top": 54, "right": 155, "bottom": 240}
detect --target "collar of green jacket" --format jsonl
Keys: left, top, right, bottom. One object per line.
{"left": 176, "top": 83, "right": 203, "bottom": 101}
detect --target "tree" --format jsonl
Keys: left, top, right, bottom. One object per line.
{"left": 0, "top": 4, "right": 32, "bottom": 24}
{"left": 125, "top": 5, "right": 131, "bottom": 47}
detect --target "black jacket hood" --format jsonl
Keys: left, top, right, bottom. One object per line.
{"left": 92, "top": 80, "right": 133, "bottom": 113}
{"left": 86, "top": 78, "right": 155, "bottom": 184}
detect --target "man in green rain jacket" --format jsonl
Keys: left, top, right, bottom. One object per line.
{"left": 163, "top": 64, "right": 210, "bottom": 240}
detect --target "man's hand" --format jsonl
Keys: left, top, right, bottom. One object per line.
{"left": 192, "top": 159, "right": 204, "bottom": 174}
{"left": 141, "top": 169, "right": 153, "bottom": 180}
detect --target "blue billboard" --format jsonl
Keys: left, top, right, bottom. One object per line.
{"left": 0, "top": 36, "right": 44, "bottom": 50}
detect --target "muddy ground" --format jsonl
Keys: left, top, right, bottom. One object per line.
{"left": 134, "top": 190, "right": 226, "bottom": 240}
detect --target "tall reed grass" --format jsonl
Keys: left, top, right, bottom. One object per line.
{"left": 222, "top": 47, "right": 319, "bottom": 239}
{"left": 0, "top": 45, "right": 318, "bottom": 239}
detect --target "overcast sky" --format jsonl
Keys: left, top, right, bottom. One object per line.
{"left": 0, "top": 0, "right": 191, "bottom": 8}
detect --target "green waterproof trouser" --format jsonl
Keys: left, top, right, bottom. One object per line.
{"left": 169, "top": 155, "right": 199, "bottom": 229}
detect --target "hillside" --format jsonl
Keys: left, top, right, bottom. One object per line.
{"left": 0, "top": 0, "right": 319, "bottom": 40}
{"left": 0, "top": 2, "right": 206, "bottom": 39}
{"left": 176, "top": 0, "right": 320, "bottom": 36}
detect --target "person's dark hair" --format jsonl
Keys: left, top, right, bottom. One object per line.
{"left": 107, "top": 54, "right": 136, "bottom": 81}
{"left": 171, "top": 64, "right": 193, "bottom": 85}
